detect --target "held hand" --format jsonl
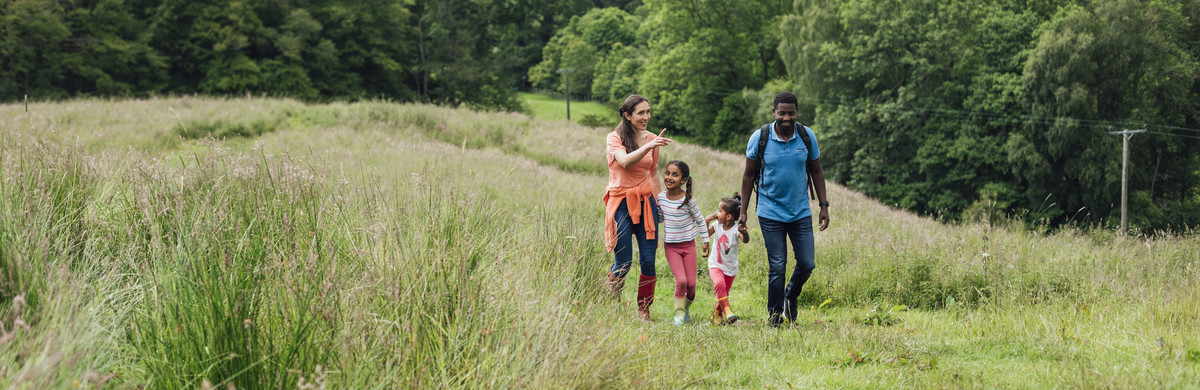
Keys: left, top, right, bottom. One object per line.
{"left": 738, "top": 212, "right": 748, "bottom": 229}
{"left": 818, "top": 207, "right": 830, "bottom": 232}
{"left": 701, "top": 242, "right": 710, "bottom": 258}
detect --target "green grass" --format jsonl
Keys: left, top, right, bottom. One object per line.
{"left": 0, "top": 97, "right": 1197, "bottom": 388}
{"left": 518, "top": 92, "right": 613, "bottom": 126}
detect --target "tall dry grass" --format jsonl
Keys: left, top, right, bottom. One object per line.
{"left": 0, "top": 97, "right": 1196, "bottom": 388}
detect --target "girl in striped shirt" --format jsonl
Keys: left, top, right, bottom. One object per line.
{"left": 657, "top": 160, "right": 710, "bottom": 326}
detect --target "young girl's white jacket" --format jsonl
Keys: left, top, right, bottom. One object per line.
{"left": 707, "top": 221, "right": 740, "bottom": 276}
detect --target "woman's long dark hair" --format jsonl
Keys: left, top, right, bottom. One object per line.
{"left": 615, "top": 94, "right": 649, "bottom": 153}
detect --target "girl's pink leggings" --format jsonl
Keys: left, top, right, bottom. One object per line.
{"left": 709, "top": 268, "right": 735, "bottom": 310}
{"left": 664, "top": 240, "right": 697, "bottom": 300}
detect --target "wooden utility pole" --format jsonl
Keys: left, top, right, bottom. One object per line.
{"left": 556, "top": 68, "right": 576, "bottom": 121}
{"left": 1109, "top": 127, "right": 1146, "bottom": 235}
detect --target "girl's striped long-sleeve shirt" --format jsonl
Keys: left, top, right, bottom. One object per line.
{"left": 655, "top": 191, "right": 709, "bottom": 244}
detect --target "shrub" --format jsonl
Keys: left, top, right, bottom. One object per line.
{"left": 577, "top": 114, "right": 610, "bottom": 128}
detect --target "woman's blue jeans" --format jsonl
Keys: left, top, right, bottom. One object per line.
{"left": 759, "top": 216, "right": 816, "bottom": 325}
{"left": 611, "top": 198, "right": 659, "bottom": 278}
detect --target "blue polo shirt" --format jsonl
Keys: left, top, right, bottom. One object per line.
{"left": 746, "top": 122, "right": 820, "bottom": 223}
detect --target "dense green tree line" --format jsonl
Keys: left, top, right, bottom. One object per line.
{"left": 531, "top": 0, "right": 789, "bottom": 150}
{"left": 533, "top": 0, "right": 1200, "bottom": 231}
{"left": 0, "top": 0, "right": 642, "bottom": 109}
{"left": 781, "top": 0, "right": 1200, "bottom": 230}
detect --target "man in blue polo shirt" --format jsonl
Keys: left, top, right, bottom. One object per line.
{"left": 738, "top": 91, "right": 830, "bottom": 327}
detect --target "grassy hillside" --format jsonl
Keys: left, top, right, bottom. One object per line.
{"left": 0, "top": 97, "right": 1197, "bottom": 388}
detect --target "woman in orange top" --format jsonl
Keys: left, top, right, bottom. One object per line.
{"left": 603, "top": 94, "right": 672, "bottom": 322}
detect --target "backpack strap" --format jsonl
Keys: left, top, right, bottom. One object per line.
{"left": 753, "top": 124, "right": 770, "bottom": 206}
{"left": 797, "top": 123, "right": 816, "bottom": 200}
{"left": 797, "top": 123, "right": 812, "bottom": 161}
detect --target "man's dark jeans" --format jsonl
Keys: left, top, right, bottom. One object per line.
{"left": 759, "top": 216, "right": 816, "bottom": 326}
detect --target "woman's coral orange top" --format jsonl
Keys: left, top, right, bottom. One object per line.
{"left": 603, "top": 131, "right": 661, "bottom": 253}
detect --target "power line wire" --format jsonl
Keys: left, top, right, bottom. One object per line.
{"left": 1148, "top": 124, "right": 1200, "bottom": 133}
{"left": 1146, "top": 131, "right": 1200, "bottom": 140}
{"left": 672, "top": 85, "right": 1200, "bottom": 134}
{"left": 785, "top": 95, "right": 1200, "bottom": 133}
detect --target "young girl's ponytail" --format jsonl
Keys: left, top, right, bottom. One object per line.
{"left": 683, "top": 173, "right": 694, "bottom": 209}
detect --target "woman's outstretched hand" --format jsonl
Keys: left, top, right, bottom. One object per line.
{"left": 645, "top": 128, "right": 671, "bottom": 149}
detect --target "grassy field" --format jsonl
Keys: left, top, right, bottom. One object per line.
{"left": 518, "top": 92, "right": 613, "bottom": 125}
{"left": 0, "top": 97, "right": 1197, "bottom": 388}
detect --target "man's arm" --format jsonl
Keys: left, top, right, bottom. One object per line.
{"left": 807, "top": 159, "right": 829, "bottom": 231}
{"left": 738, "top": 157, "right": 758, "bottom": 228}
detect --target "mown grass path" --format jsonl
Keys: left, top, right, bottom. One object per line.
{"left": 519, "top": 92, "right": 612, "bottom": 125}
